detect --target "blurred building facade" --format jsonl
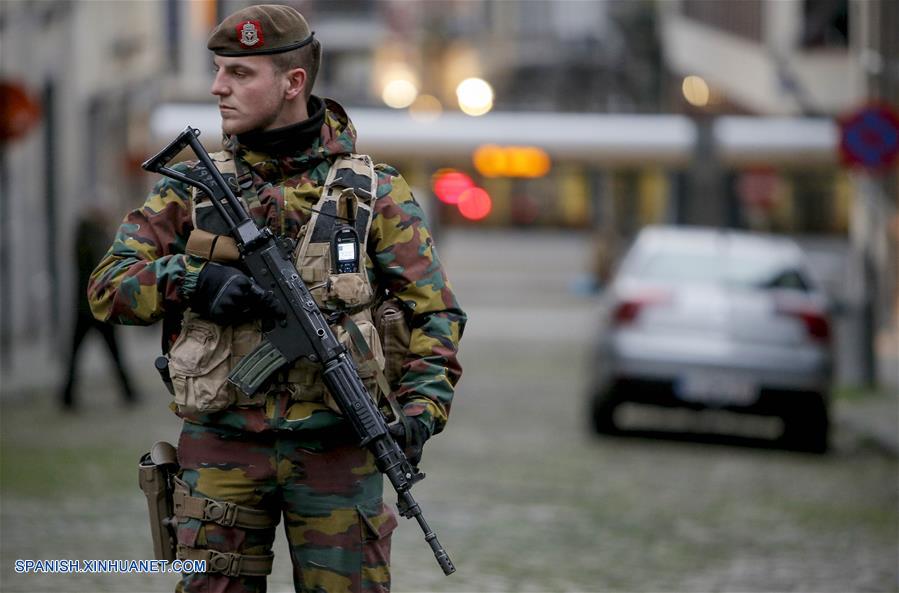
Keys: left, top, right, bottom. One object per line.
{"left": 658, "top": 0, "right": 897, "bottom": 385}
{"left": 662, "top": 0, "right": 862, "bottom": 114}
{"left": 1, "top": 1, "right": 164, "bottom": 376}
{"left": 0, "top": 0, "right": 664, "bottom": 377}
{"left": 0, "top": 0, "right": 895, "bottom": 387}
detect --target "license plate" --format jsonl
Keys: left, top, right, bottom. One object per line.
{"left": 676, "top": 372, "right": 758, "bottom": 406}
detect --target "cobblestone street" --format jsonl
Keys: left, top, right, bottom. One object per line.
{"left": 2, "top": 230, "right": 897, "bottom": 592}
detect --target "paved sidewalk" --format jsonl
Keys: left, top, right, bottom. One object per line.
{"left": 835, "top": 390, "right": 899, "bottom": 456}
{"left": 838, "top": 327, "right": 899, "bottom": 456}
{"left": 1, "top": 325, "right": 161, "bottom": 400}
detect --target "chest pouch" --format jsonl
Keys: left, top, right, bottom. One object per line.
{"left": 282, "top": 154, "right": 389, "bottom": 406}
{"left": 294, "top": 155, "right": 377, "bottom": 313}
{"left": 164, "top": 311, "right": 266, "bottom": 419}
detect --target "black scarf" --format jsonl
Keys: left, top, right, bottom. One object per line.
{"left": 235, "top": 95, "right": 326, "bottom": 155}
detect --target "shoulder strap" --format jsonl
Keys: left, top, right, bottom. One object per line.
{"left": 188, "top": 150, "right": 240, "bottom": 228}
{"left": 295, "top": 153, "right": 378, "bottom": 264}
{"left": 184, "top": 151, "right": 244, "bottom": 262}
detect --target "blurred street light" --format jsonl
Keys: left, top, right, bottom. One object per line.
{"left": 372, "top": 39, "right": 420, "bottom": 110}
{"left": 432, "top": 169, "right": 475, "bottom": 204}
{"left": 382, "top": 78, "right": 418, "bottom": 109}
{"left": 682, "top": 75, "right": 710, "bottom": 107}
{"left": 473, "top": 145, "right": 551, "bottom": 178}
{"left": 456, "top": 77, "right": 494, "bottom": 116}
{"left": 457, "top": 187, "right": 492, "bottom": 220}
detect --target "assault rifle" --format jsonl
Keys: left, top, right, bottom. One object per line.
{"left": 142, "top": 127, "right": 455, "bottom": 576}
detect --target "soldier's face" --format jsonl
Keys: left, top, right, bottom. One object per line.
{"left": 211, "top": 55, "right": 290, "bottom": 135}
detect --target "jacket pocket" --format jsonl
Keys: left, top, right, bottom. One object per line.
{"left": 168, "top": 315, "right": 235, "bottom": 414}
{"left": 357, "top": 502, "right": 398, "bottom": 543}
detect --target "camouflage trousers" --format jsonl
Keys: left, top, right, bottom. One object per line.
{"left": 174, "top": 421, "right": 397, "bottom": 593}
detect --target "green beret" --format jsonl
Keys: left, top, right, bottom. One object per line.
{"left": 207, "top": 4, "right": 314, "bottom": 56}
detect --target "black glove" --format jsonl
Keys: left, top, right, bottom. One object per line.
{"left": 190, "top": 263, "right": 283, "bottom": 325}
{"left": 388, "top": 416, "right": 430, "bottom": 466}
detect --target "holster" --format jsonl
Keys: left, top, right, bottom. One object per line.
{"left": 138, "top": 441, "right": 179, "bottom": 562}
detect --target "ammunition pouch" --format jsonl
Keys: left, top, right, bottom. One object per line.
{"left": 137, "top": 441, "right": 179, "bottom": 561}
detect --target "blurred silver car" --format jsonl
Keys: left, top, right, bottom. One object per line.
{"left": 589, "top": 225, "right": 833, "bottom": 452}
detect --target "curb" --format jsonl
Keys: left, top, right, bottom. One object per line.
{"left": 834, "top": 397, "right": 899, "bottom": 458}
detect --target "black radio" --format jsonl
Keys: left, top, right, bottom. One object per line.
{"left": 331, "top": 226, "right": 360, "bottom": 273}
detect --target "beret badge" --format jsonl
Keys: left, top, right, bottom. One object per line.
{"left": 237, "top": 20, "right": 264, "bottom": 48}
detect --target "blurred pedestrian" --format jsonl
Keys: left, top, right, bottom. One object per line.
{"left": 88, "top": 4, "right": 465, "bottom": 592}
{"left": 592, "top": 227, "right": 623, "bottom": 287}
{"left": 60, "top": 204, "right": 137, "bottom": 409}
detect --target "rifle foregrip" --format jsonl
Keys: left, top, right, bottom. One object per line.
{"left": 322, "top": 354, "right": 388, "bottom": 445}
{"left": 228, "top": 340, "right": 288, "bottom": 396}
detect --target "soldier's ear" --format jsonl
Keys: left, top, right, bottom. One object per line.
{"left": 284, "top": 67, "right": 307, "bottom": 101}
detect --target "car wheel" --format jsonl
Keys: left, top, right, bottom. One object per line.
{"left": 780, "top": 393, "right": 829, "bottom": 454}
{"left": 591, "top": 389, "right": 623, "bottom": 435}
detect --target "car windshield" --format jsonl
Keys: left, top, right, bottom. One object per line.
{"left": 632, "top": 251, "right": 808, "bottom": 290}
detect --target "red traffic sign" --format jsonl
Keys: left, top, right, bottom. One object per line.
{"left": 838, "top": 103, "right": 899, "bottom": 171}
{"left": 0, "top": 81, "right": 42, "bottom": 143}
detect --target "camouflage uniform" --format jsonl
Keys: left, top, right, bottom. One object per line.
{"left": 88, "top": 98, "right": 465, "bottom": 593}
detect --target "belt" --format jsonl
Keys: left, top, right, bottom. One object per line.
{"left": 177, "top": 545, "right": 274, "bottom": 577}
{"left": 173, "top": 479, "right": 278, "bottom": 530}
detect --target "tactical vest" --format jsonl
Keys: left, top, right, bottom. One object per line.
{"left": 165, "top": 149, "right": 399, "bottom": 417}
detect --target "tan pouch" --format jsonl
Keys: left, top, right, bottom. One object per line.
{"left": 308, "top": 316, "right": 384, "bottom": 413}
{"left": 328, "top": 273, "right": 371, "bottom": 308}
{"left": 298, "top": 242, "right": 329, "bottom": 292}
{"left": 374, "top": 298, "right": 411, "bottom": 389}
{"left": 336, "top": 316, "right": 386, "bottom": 372}
{"left": 184, "top": 228, "right": 240, "bottom": 263}
{"left": 291, "top": 312, "right": 384, "bottom": 413}
{"left": 168, "top": 315, "right": 236, "bottom": 414}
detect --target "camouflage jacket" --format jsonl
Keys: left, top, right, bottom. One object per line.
{"left": 88, "top": 98, "right": 465, "bottom": 437}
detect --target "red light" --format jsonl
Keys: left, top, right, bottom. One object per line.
{"left": 432, "top": 170, "right": 474, "bottom": 204}
{"left": 612, "top": 291, "right": 672, "bottom": 326}
{"left": 775, "top": 298, "right": 831, "bottom": 343}
{"left": 783, "top": 309, "right": 831, "bottom": 342}
{"left": 613, "top": 301, "right": 643, "bottom": 325}
{"left": 799, "top": 311, "right": 830, "bottom": 342}
{"left": 457, "top": 187, "right": 492, "bottom": 220}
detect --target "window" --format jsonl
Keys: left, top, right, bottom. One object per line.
{"left": 801, "top": 0, "right": 849, "bottom": 48}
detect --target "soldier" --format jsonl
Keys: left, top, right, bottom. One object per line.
{"left": 88, "top": 5, "right": 465, "bottom": 593}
